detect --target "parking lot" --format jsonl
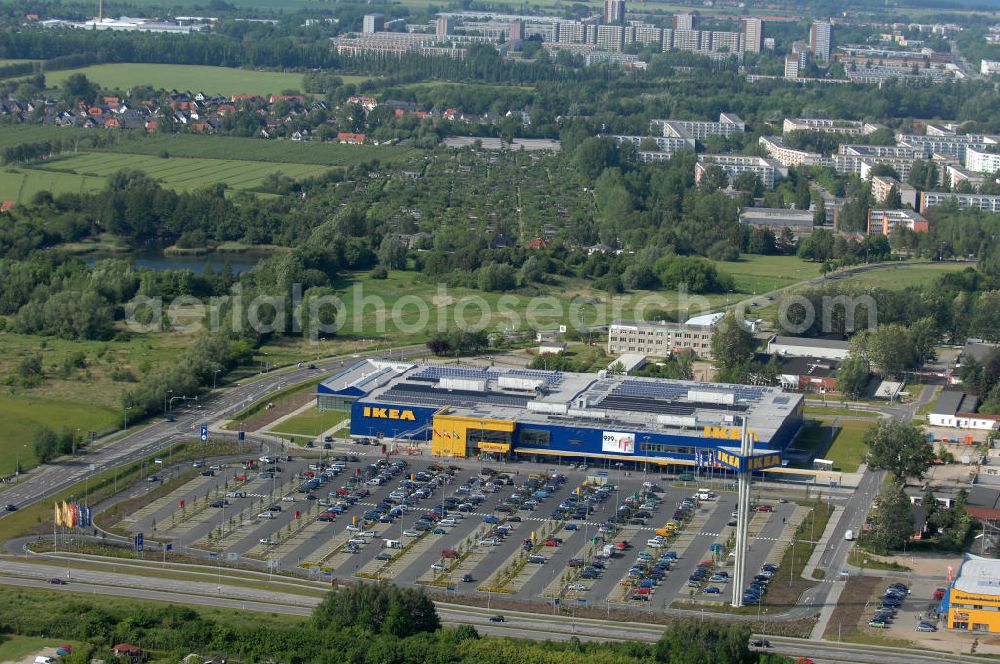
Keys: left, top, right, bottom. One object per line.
{"left": 122, "top": 446, "right": 797, "bottom": 612}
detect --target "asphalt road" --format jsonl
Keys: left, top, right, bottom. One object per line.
{"left": 0, "top": 346, "right": 426, "bottom": 513}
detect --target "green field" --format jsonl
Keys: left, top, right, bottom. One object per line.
{"left": 0, "top": 167, "right": 103, "bottom": 202}
{"left": 0, "top": 396, "right": 118, "bottom": 475}
{"left": 713, "top": 255, "right": 824, "bottom": 295}
{"left": 0, "top": 125, "right": 89, "bottom": 150}
{"left": 45, "top": 151, "right": 330, "bottom": 190}
{"left": 835, "top": 262, "right": 974, "bottom": 289}
{"left": 0, "top": 635, "right": 80, "bottom": 663}
{"left": 270, "top": 409, "right": 348, "bottom": 438}
{"left": 820, "top": 418, "right": 873, "bottom": 473}
{"left": 98, "top": 134, "right": 423, "bottom": 167}
{"left": 46, "top": 63, "right": 314, "bottom": 97}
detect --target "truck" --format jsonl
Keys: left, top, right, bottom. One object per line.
{"left": 844, "top": 529, "right": 854, "bottom": 541}
{"left": 601, "top": 544, "right": 616, "bottom": 558}
{"left": 655, "top": 526, "right": 677, "bottom": 538}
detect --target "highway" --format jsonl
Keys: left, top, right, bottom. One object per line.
{"left": 0, "top": 346, "right": 426, "bottom": 513}
{"left": 1, "top": 558, "right": 993, "bottom": 663}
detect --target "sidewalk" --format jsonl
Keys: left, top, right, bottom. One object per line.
{"left": 805, "top": 504, "right": 845, "bottom": 640}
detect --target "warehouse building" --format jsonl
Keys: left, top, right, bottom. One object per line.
{"left": 316, "top": 360, "right": 804, "bottom": 467}
{"left": 945, "top": 556, "right": 1000, "bottom": 633}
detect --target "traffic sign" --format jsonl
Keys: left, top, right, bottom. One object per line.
{"left": 134, "top": 533, "right": 144, "bottom": 552}
{"left": 88, "top": 430, "right": 96, "bottom": 443}
{"left": 710, "top": 543, "right": 723, "bottom": 553}
{"left": 226, "top": 552, "right": 239, "bottom": 562}
{"left": 208, "top": 552, "right": 217, "bottom": 559}
{"left": 447, "top": 586, "right": 456, "bottom": 591}
{"left": 553, "top": 599, "right": 560, "bottom": 606}
{"left": 596, "top": 471, "right": 609, "bottom": 477}
{"left": 165, "top": 543, "right": 172, "bottom": 551}
{"left": 200, "top": 425, "right": 209, "bottom": 441}
{"left": 578, "top": 598, "right": 587, "bottom": 604}
{"left": 238, "top": 431, "right": 246, "bottom": 442}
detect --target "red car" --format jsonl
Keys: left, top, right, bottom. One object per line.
{"left": 543, "top": 539, "right": 560, "bottom": 547}
{"left": 754, "top": 505, "right": 774, "bottom": 513}
{"left": 698, "top": 560, "right": 714, "bottom": 568}
{"left": 303, "top": 471, "right": 315, "bottom": 478}
{"left": 933, "top": 588, "right": 946, "bottom": 600}
{"left": 336, "top": 488, "right": 350, "bottom": 496}
{"left": 615, "top": 541, "right": 631, "bottom": 550}
{"left": 634, "top": 587, "right": 652, "bottom": 595}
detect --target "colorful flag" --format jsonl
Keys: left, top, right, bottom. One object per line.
{"left": 61, "top": 501, "right": 70, "bottom": 527}
{"left": 54, "top": 502, "right": 62, "bottom": 527}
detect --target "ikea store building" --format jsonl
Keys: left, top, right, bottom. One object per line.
{"left": 317, "top": 360, "right": 804, "bottom": 469}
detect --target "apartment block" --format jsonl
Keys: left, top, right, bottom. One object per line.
{"left": 634, "top": 25, "right": 663, "bottom": 49}
{"left": 610, "top": 135, "right": 696, "bottom": 152}
{"left": 673, "top": 13, "right": 694, "bottom": 30}
{"left": 651, "top": 113, "right": 745, "bottom": 141}
{"left": 758, "top": 136, "right": 823, "bottom": 167}
{"left": 920, "top": 191, "right": 1000, "bottom": 213}
{"left": 897, "top": 134, "right": 999, "bottom": 160}
{"left": 695, "top": 154, "right": 787, "bottom": 189}
{"left": 784, "top": 55, "right": 800, "bottom": 79}
{"left": 965, "top": 146, "right": 1000, "bottom": 174}
{"left": 870, "top": 175, "right": 918, "bottom": 208}
{"left": 596, "top": 24, "right": 625, "bottom": 51}
{"left": 741, "top": 17, "right": 763, "bottom": 54}
{"left": 867, "top": 208, "right": 929, "bottom": 235}
{"left": 783, "top": 118, "right": 883, "bottom": 135}
{"left": 362, "top": 13, "right": 384, "bottom": 33}
{"left": 810, "top": 20, "right": 832, "bottom": 62}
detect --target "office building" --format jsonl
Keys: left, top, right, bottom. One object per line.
{"left": 362, "top": 13, "right": 384, "bottom": 33}
{"left": 604, "top": 0, "right": 625, "bottom": 25}
{"left": 741, "top": 17, "right": 763, "bottom": 54}
{"left": 810, "top": 20, "right": 832, "bottom": 63}
{"left": 608, "top": 317, "right": 722, "bottom": 358}
{"left": 317, "top": 360, "right": 804, "bottom": 466}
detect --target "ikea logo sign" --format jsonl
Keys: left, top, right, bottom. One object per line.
{"left": 716, "top": 450, "right": 742, "bottom": 470}
{"left": 363, "top": 407, "right": 416, "bottom": 421}
{"left": 748, "top": 454, "right": 781, "bottom": 470}
{"left": 703, "top": 426, "right": 757, "bottom": 441}
{"left": 716, "top": 451, "right": 782, "bottom": 472}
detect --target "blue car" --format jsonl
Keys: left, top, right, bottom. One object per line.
{"left": 742, "top": 595, "right": 760, "bottom": 605}
{"left": 663, "top": 551, "right": 678, "bottom": 559}
{"left": 704, "top": 586, "right": 721, "bottom": 594}
{"left": 564, "top": 524, "right": 578, "bottom": 531}
{"left": 482, "top": 516, "right": 499, "bottom": 524}
{"left": 432, "top": 528, "right": 446, "bottom": 534}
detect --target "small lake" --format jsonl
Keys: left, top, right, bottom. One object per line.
{"left": 87, "top": 248, "right": 263, "bottom": 274}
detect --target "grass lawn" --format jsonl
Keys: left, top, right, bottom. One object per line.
{"left": 835, "top": 262, "right": 973, "bottom": 289}
{"left": 0, "top": 167, "right": 103, "bottom": 202}
{"left": 0, "top": 635, "right": 80, "bottom": 662}
{"left": 712, "top": 255, "right": 824, "bottom": 296}
{"left": 47, "top": 63, "right": 318, "bottom": 97}
{"left": 269, "top": 409, "right": 348, "bottom": 438}
{"left": 0, "top": 396, "right": 119, "bottom": 475}
{"left": 804, "top": 405, "right": 880, "bottom": 418}
{"left": 820, "top": 418, "right": 874, "bottom": 473}
{"left": 97, "top": 134, "right": 422, "bottom": 167}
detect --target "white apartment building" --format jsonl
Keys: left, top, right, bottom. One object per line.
{"left": 758, "top": 136, "right": 823, "bottom": 167}
{"left": 741, "top": 17, "right": 763, "bottom": 54}
{"left": 610, "top": 135, "right": 696, "bottom": 152}
{"left": 651, "top": 113, "right": 745, "bottom": 140}
{"left": 782, "top": 118, "right": 883, "bottom": 135}
{"left": 920, "top": 191, "right": 1000, "bottom": 213}
{"left": 965, "top": 146, "right": 1000, "bottom": 174}
{"left": 695, "top": 155, "right": 786, "bottom": 189}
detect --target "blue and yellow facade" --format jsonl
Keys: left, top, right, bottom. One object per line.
{"left": 945, "top": 558, "right": 1000, "bottom": 633}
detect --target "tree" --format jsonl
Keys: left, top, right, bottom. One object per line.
{"left": 699, "top": 164, "right": 729, "bottom": 193}
{"left": 710, "top": 312, "right": 756, "bottom": 382}
{"left": 794, "top": 171, "right": 811, "bottom": 210}
{"left": 837, "top": 355, "right": 869, "bottom": 398}
{"left": 377, "top": 236, "right": 407, "bottom": 270}
{"left": 477, "top": 263, "right": 516, "bottom": 292}
{"left": 864, "top": 420, "right": 935, "bottom": 482}
{"left": 869, "top": 483, "right": 914, "bottom": 553}
{"left": 33, "top": 426, "right": 59, "bottom": 464}
{"left": 850, "top": 324, "right": 917, "bottom": 378}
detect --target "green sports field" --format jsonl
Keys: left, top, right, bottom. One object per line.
{"left": 0, "top": 152, "right": 332, "bottom": 201}
{"left": 46, "top": 63, "right": 339, "bottom": 96}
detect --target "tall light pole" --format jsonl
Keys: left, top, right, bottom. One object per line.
{"left": 213, "top": 369, "right": 222, "bottom": 389}
{"left": 123, "top": 404, "right": 133, "bottom": 432}
{"left": 731, "top": 418, "right": 752, "bottom": 609}
{"left": 163, "top": 389, "right": 173, "bottom": 418}
{"left": 15, "top": 443, "right": 27, "bottom": 477}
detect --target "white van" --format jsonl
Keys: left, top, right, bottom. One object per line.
{"left": 383, "top": 539, "right": 402, "bottom": 549}
{"left": 844, "top": 529, "right": 854, "bottom": 541}
{"left": 697, "top": 490, "right": 714, "bottom": 501}
{"left": 35, "top": 657, "right": 56, "bottom": 664}
{"left": 258, "top": 511, "right": 276, "bottom": 519}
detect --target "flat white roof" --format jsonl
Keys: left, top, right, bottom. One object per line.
{"left": 955, "top": 556, "right": 1000, "bottom": 596}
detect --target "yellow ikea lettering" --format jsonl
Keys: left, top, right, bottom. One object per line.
{"left": 702, "top": 426, "right": 758, "bottom": 441}
{"left": 363, "top": 406, "right": 416, "bottom": 421}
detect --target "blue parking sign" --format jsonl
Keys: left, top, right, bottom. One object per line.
{"left": 238, "top": 430, "right": 246, "bottom": 442}
{"left": 134, "top": 533, "right": 144, "bottom": 552}
{"left": 200, "top": 425, "right": 208, "bottom": 441}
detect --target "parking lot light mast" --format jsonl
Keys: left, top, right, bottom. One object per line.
{"left": 731, "top": 417, "right": 753, "bottom": 609}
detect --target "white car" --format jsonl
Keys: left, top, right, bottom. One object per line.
{"left": 439, "top": 517, "right": 457, "bottom": 526}
{"left": 258, "top": 512, "right": 275, "bottom": 520}
{"left": 281, "top": 496, "right": 296, "bottom": 502}
{"left": 478, "top": 538, "right": 499, "bottom": 546}
{"left": 346, "top": 524, "right": 360, "bottom": 532}
{"left": 360, "top": 530, "right": 377, "bottom": 538}
{"left": 259, "top": 456, "right": 273, "bottom": 463}
{"left": 402, "top": 529, "right": 419, "bottom": 537}
{"left": 567, "top": 583, "right": 590, "bottom": 591}
{"left": 431, "top": 563, "right": 446, "bottom": 571}
{"left": 259, "top": 537, "right": 276, "bottom": 545}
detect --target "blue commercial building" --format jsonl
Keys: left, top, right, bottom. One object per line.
{"left": 318, "top": 360, "right": 804, "bottom": 470}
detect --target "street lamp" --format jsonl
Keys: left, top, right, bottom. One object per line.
{"left": 213, "top": 369, "right": 222, "bottom": 389}
{"left": 15, "top": 443, "right": 27, "bottom": 477}
{"left": 123, "top": 403, "right": 134, "bottom": 432}
{"left": 163, "top": 389, "right": 173, "bottom": 418}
